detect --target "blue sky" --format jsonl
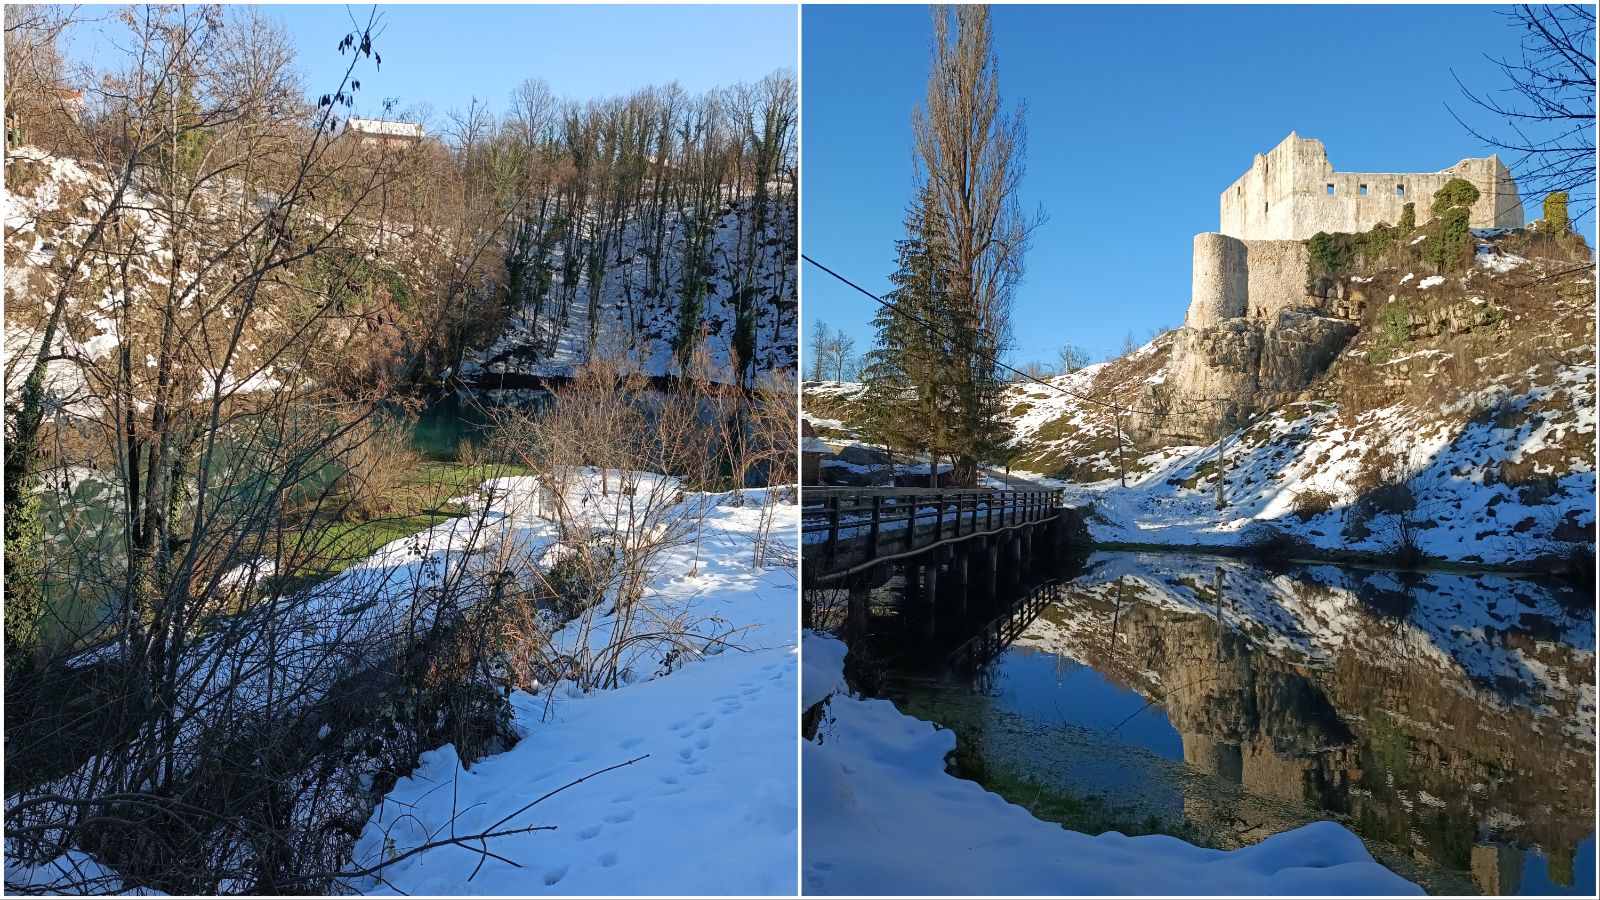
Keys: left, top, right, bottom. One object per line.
{"left": 802, "top": 4, "right": 1594, "bottom": 372}
{"left": 65, "top": 4, "right": 796, "bottom": 120}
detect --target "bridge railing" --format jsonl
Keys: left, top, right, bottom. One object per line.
{"left": 802, "top": 487, "right": 1060, "bottom": 581}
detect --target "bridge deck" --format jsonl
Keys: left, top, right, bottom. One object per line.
{"left": 803, "top": 487, "right": 1060, "bottom": 583}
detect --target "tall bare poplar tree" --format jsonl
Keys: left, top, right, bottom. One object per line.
{"left": 912, "top": 5, "right": 1037, "bottom": 485}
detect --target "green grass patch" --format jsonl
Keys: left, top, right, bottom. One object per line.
{"left": 287, "top": 460, "right": 534, "bottom": 584}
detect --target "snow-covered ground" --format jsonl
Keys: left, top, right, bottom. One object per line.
{"left": 6, "top": 475, "right": 799, "bottom": 896}
{"left": 801, "top": 630, "right": 1424, "bottom": 896}
{"left": 343, "top": 484, "right": 799, "bottom": 896}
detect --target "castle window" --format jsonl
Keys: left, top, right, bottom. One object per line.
{"left": 1264, "top": 201, "right": 1269, "bottom": 213}
{"left": 1326, "top": 184, "right": 1335, "bottom": 195}
{"left": 1359, "top": 183, "right": 1369, "bottom": 196}
{"left": 1396, "top": 184, "right": 1405, "bottom": 197}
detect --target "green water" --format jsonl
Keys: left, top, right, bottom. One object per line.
{"left": 34, "top": 397, "right": 500, "bottom": 644}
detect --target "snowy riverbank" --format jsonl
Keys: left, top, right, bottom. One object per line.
{"left": 800, "top": 630, "right": 1423, "bottom": 896}
{"left": 344, "top": 484, "right": 800, "bottom": 895}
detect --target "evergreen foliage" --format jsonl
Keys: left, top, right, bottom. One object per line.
{"left": 860, "top": 186, "right": 957, "bottom": 475}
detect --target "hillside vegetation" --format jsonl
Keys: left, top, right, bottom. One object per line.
{"left": 803, "top": 230, "right": 1595, "bottom": 568}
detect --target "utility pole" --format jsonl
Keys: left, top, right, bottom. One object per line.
{"left": 1213, "top": 422, "right": 1228, "bottom": 511}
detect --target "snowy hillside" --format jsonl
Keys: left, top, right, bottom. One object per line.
{"left": 461, "top": 196, "right": 796, "bottom": 385}
{"left": 802, "top": 235, "right": 1596, "bottom": 566}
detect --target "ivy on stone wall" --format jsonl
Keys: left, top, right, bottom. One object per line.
{"left": 1306, "top": 223, "right": 1401, "bottom": 280}
{"left": 1424, "top": 178, "right": 1479, "bottom": 274}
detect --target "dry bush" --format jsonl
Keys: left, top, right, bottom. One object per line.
{"left": 1291, "top": 488, "right": 1339, "bottom": 522}
{"left": 331, "top": 416, "right": 422, "bottom": 522}
{"left": 485, "top": 348, "right": 727, "bottom": 692}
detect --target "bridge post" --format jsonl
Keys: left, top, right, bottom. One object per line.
{"left": 1008, "top": 535, "right": 1023, "bottom": 589}
{"left": 903, "top": 561, "right": 924, "bottom": 604}
{"left": 921, "top": 561, "right": 940, "bottom": 641}
{"left": 847, "top": 580, "right": 871, "bottom": 636}
{"left": 984, "top": 539, "right": 999, "bottom": 601}
{"left": 950, "top": 552, "right": 969, "bottom": 620}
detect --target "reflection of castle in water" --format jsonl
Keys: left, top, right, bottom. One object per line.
{"left": 1021, "top": 555, "right": 1594, "bottom": 894}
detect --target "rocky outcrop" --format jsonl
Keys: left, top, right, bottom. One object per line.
{"left": 1132, "top": 308, "right": 1355, "bottom": 444}
{"left": 1135, "top": 230, "right": 1356, "bottom": 444}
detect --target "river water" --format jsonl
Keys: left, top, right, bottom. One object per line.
{"left": 858, "top": 550, "right": 1595, "bottom": 896}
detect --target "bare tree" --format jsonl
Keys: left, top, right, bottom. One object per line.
{"left": 912, "top": 5, "right": 1042, "bottom": 485}
{"left": 1059, "top": 343, "right": 1092, "bottom": 374}
{"left": 1451, "top": 4, "right": 1596, "bottom": 218}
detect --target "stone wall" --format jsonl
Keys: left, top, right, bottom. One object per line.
{"left": 1219, "top": 133, "right": 1523, "bottom": 241}
{"left": 1188, "top": 233, "right": 1312, "bottom": 327}
{"left": 1187, "top": 233, "right": 1248, "bottom": 327}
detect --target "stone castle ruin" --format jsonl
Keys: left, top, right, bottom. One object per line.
{"left": 1130, "top": 133, "right": 1522, "bottom": 443}
{"left": 1219, "top": 132, "right": 1521, "bottom": 241}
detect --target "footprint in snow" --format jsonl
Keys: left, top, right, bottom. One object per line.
{"left": 678, "top": 746, "right": 695, "bottom": 761}
{"left": 619, "top": 736, "right": 645, "bottom": 750}
{"left": 695, "top": 736, "right": 710, "bottom": 750}
{"left": 577, "top": 825, "right": 601, "bottom": 841}
{"left": 604, "top": 810, "right": 635, "bottom": 824}
{"left": 599, "top": 852, "right": 618, "bottom": 868}
{"left": 698, "top": 718, "right": 715, "bottom": 730}
{"left": 543, "top": 865, "right": 568, "bottom": 886}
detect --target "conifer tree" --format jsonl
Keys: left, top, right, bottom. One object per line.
{"left": 861, "top": 186, "right": 957, "bottom": 479}
{"left": 909, "top": 5, "right": 1032, "bottom": 484}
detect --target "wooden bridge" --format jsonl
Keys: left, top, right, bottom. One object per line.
{"left": 802, "top": 487, "right": 1063, "bottom": 585}
{"left": 802, "top": 486, "right": 1078, "bottom": 664}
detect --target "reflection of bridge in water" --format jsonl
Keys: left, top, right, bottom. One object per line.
{"left": 801, "top": 488, "right": 1076, "bottom": 654}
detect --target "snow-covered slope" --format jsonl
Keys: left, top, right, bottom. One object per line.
{"left": 802, "top": 238, "right": 1596, "bottom": 565}
{"left": 461, "top": 197, "right": 796, "bottom": 384}
{"left": 345, "top": 488, "right": 799, "bottom": 895}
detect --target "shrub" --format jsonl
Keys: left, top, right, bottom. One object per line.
{"left": 1424, "top": 178, "right": 1479, "bottom": 273}
{"left": 1543, "top": 191, "right": 1570, "bottom": 234}
{"left": 1398, "top": 202, "right": 1416, "bottom": 231}
{"left": 1367, "top": 300, "right": 1412, "bottom": 363}
{"left": 1240, "top": 522, "right": 1316, "bottom": 560}
{"left": 333, "top": 418, "right": 422, "bottom": 522}
{"left": 1292, "top": 488, "right": 1339, "bottom": 522}
{"left": 1306, "top": 231, "right": 1349, "bottom": 277}
{"left": 1305, "top": 223, "right": 1400, "bottom": 280}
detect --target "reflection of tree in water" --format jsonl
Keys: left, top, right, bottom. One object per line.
{"left": 1028, "top": 555, "right": 1593, "bottom": 895}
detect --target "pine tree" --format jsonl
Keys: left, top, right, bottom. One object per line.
{"left": 860, "top": 186, "right": 958, "bottom": 478}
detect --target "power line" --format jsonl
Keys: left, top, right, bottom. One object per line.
{"left": 803, "top": 253, "right": 1151, "bottom": 417}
